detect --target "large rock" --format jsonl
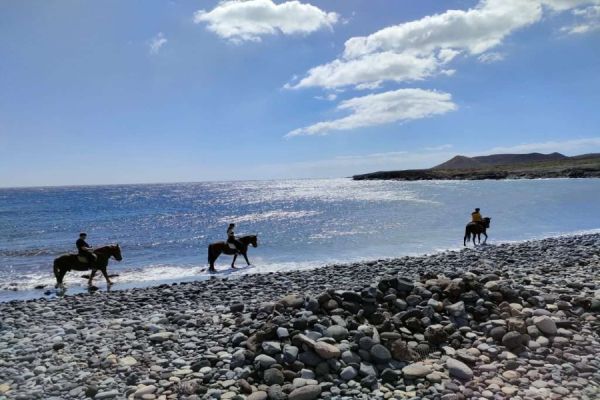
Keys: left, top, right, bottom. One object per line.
{"left": 340, "top": 366, "right": 358, "bottom": 381}
{"left": 280, "top": 294, "right": 305, "bottom": 308}
{"left": 263, "top": 368, "right": 284, "bottom": 386}
{"left": 247, "top": 392, "right": 268, "bottom": 400}
{"left": 262, "top": 341, "right": 282, "bottom": 355}
{"left": 391, "top": 339, "right": 416, "bottom": 361}
{"left": 119, "top": 356, "right": 137, "bottom": 367}
{"left": 533, "top": 316, "right": 557, "bottom": 336}
{"left": 502, "top": 331, "right": 523, "bottom": 350}
{"left": 397, "top": 278, "right": 415, "bottom": 293}
{"left": 369, "top": 344, "right": 392, "bottom": 363}
{"left": 424, "top": 324, "right": 448, "bottom": 344}
{"left": 148, "top": 332, "right": 176, "bottom": 342}
{"left": 402, "top": 362, "right": 432, "bottom": 379}
{"left": 254, "top": 354, "right": 277, "bottom": 369}
{"left": 326, "top": 325, "right": 349, "bottom": 341}
{"left": 313, "top": 341, "right": 340, "bottom": 359}
{"left": 288, "top": 385, "right": 321, "bottom": 400}
{"left": 447, "top": 357, "right": 473, "bottom": 380}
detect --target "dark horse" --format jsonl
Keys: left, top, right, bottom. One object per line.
{"left": 464, "top": 218, "right": 491, "bottom": 246}
{"left": 207, "top": 235, "right": 258, "bottom": 272}
{"left": 53, "top": 244, "right": 122, "bottom": 288}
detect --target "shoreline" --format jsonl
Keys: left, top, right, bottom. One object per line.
{"left": 3, "top": 228, "right": 600, "bottom": 303}
{"left": 0, "top": 233, "right": 599, "bottom": 399}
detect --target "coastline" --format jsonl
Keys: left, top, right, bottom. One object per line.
{"left": 1, "top": 233, "right": 599, "bottom": 399}
{"left": 3, "top": 227, "right": 600, "bottom": 303}
{"left": 352, "top": 170, "right": 600, "bottom": 181}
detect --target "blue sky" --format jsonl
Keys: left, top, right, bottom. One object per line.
{"left": 1, "top": 0, "right": 599, "bottom": 187}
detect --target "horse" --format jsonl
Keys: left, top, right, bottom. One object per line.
{"left": 207, "top": 235, "right": 258, "bottom": 272}
{"left": 53, "top": 244, "right": 122, "bottom": 288}
{"left": 464, "top": 218, "right": 491, "bottom": 246}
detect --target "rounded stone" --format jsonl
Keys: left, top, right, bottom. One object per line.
{"left": 446, "top": 357, "right": 473, "bottom": 380}
{"left": 263, "top": 368, "right": 284, "bottom": 386}
{"left": 369, "top": 344, "right": 391, "bottom": 363}
{"left": 501, "top": 331, "right": 523, "bottom": 350}
{"left": 288, "top": 384, "right": 322, "bottom": 400}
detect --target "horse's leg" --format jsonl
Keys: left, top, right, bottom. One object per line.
{"left": 464, "top": 228, "right": 469, "bottom": 246}
{"left": 100, "top": 267, "right": 112, "bottom": 286}
{"left": 242, "top": 252, "right": 250, "bottom": 266}
{"left": 483, "top": 231, "right": 488, "bottom": 244}
{"left": 231, "top": 254, "right": 238, "bottom": 269}
{"left": 54, "top": 262, "right": 61, "bottom": 288}
{"left": 58, "top": 267, "right": 68, "bottom": 289}
{"left": 208, "top": 248, "right": 219, "bottom": 272}
{"left": 88, "top": 269, "right": 97, "bottom": 286}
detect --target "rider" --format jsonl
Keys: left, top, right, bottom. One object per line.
{"left": 227, "top": 223, "right": 243, "bottom": 253}
{"left": 471, "top": 208, "right": 483, "bottom": 224}
{"left": 76, "top": 232, "right": 97, "bottom": 267}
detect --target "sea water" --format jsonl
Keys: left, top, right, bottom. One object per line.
{"left": 1, "top": 178, "right": 599, "bottom": 301}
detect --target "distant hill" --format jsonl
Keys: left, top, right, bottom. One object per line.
{"left": 353, "top": 152, "right": 600, "bottom": 181}
{"left": 433, "top": 152, "right": 567, "bottom": 170}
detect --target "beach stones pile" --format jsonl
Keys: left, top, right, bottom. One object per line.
{"left": 220, "top": 268, "right": 600, "bottom": 399}
{"left": 0, "top": 234, "right": 599, "bottom": 399}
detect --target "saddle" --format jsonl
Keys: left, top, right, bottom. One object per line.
{"left": 76, "top": 253, "right": 96, "bottom": 265}
{"left": 227, "top": 242, "right": 237, "bottom": 250}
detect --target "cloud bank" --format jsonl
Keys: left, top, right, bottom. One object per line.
{"left": 194, "top": 0, "right": 338, "bottom": 43}
{"left": 286, "top": 0, "right": 599, "bottom": 137}
{"left": 289, "top": 0, "right": 543, "bottom": 90}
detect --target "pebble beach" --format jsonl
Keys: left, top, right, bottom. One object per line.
{"left": 1, "top": 234, "right": 599, "bottom": 400}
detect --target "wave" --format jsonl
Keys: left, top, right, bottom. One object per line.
{"left": 218, "top": 210, "right": 322, "bottom": 224}
{"left": 0, "top": 248, "right": 68, "bottom": 257}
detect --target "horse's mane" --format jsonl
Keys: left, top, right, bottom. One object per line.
{"left": 94, "top": 244, "right": 118, "bottom": 253}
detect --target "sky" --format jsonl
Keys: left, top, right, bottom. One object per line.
{"left": 1, "top": 0, "right": 599, "bottom": 187}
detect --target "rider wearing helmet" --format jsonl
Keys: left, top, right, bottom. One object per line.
{"left": 76, "top": 232, "right": 97, "bottom": 267}
{"left": 471, "top": 208, "right": 483, "bottom": 224}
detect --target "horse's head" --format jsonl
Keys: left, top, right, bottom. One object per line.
{"left": 483, "top": 217, "right": 491, "bottom": 228}
{"left": 97, "top": 244, "right": 123, "bottom": 261}
{"left": 245, "top": 235, "right": 258, "bottom": 248}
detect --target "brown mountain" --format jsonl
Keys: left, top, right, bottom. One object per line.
{"left": 433, "top": 152, "right": 567, "bottom": 170}
{"left": 353, "top": 152, "right": 600, "bottom": 181}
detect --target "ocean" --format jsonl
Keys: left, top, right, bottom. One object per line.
{"left": 1, "top": 178, "right": 599, "bottom": 301}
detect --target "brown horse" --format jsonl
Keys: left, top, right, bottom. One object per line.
{"left": 464, "top": 218, "right": 491, "bottom": 246}
{"left": 53, "top": 244, "right": 122, "bottom": 288}
{"left": 207, "top": 235, "right": 258, "bottom": 272}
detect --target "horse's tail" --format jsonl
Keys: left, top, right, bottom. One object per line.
{"left": 53, "top": 257, "right": 62, "bottom": 286}
{"left": 464, "top": 226, "right": 471, "bottom": 244}
{"left": 53, "top": 259, "right": 59, "bottom": 280}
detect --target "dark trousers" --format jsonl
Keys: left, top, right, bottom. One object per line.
{"left": 79, "top": 251, "right": 97, "bottom": 265}
{"left": 227, "top": 238, "right": 243, "bottom": 251}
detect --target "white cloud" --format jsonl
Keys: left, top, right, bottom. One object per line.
{"left": 561, "top": 4, "right": 600, "bottom": 34}
{"left": 288, "top": 52, "right": 439, "bottom": 89}
{"left": 149, "top": 32, "right": 167, "bottom": 54}
{"left": 288, "top": 0, "right": 600, "bottom": 90}
{"left": 286, "top": 89, "right": 457, "bottom": 137}
{"left": 478, "top": 51, "right": 505, "bottom": 63}
{"left": 542, "top": 0, "right": 600, "bottom": 11}
{"left": 314, "top": 93, "right": 337, "bottom": 101}
{"left": 479, "top": 137, "right": 600, "bottom": 154}
{"left": 194, "top": 0, "right": 338, "bottom": 43}
{"left": 343, "top": 0, "right": 541, "bottom": 59}
{"left": 289, "top": 0, "right": 542, "bottom": 89}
